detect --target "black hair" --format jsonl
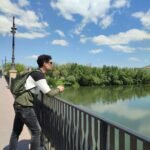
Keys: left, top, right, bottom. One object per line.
{"left": 37, "top": 54, "right": 52, "bottom": 68}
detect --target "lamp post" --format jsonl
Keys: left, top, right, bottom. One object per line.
{"left": 11, "top": 16, "right": 17, "bottom": 70}
{"left": 9, "top": 16, "right": 17, "bottom": 87}
{"left": 4, "top": 56, "right": 7, "bottom": 75}
{"left": 2, "top": 59, "right": 4, "bottom": 76}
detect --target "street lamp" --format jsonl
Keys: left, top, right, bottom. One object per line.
{"left": 4, "top": 56, "right": 7, "bottom": 75}
{"left": 9, "top": 16, "right": 17, "bottom": 87}
{"left": 10, "top": 16, "right": 17, "bottom": 70}
{"left": 1, "top": 59, "right": 4, "bottom": 76}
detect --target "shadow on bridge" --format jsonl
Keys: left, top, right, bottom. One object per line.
{"left": 3, "top": 139, "right": 30, "bottom": 150}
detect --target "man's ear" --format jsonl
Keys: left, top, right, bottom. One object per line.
{"left": 43, "top": 62, "right": 46, "bottom": 66}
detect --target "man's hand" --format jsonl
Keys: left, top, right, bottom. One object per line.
{"left": 57, "top": 85, "right": 64, "bottom": 92}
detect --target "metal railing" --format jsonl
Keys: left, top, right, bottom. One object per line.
{"left": 34, "top": 93, "right": 150, "bottom": 150}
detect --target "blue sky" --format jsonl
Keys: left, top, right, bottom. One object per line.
{"left": 0, "top": 0, "right": 150, "bottom": 67}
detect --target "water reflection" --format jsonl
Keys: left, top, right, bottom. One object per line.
{"left": 59, "top": 85, "right": 150, "bottom": 138}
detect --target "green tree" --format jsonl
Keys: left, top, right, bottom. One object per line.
{"left": 45, "top": 63, "right": 150, "bottom": 87}
{"left": 65, "top": 75, "right": 76, "bottom": 86}
{"left": 5, "top": 63, "right": 26, "bottom": 74}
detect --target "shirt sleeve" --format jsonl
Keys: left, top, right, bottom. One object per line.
{"left": 30, "top": 71, "right": 51, "bottom": 94}
{"left": 46, "top": 88, "right": 60, "bottom": 97}
{"left": 35, "top": 79, "right": 51, "bottom": 94}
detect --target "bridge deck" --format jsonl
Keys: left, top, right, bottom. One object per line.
{"left": 0, "top": 76, "right": 30, "bottom": 150}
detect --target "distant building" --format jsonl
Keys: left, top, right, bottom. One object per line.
{"left": 144, "top": 65, "right": 150, "bottom": 69}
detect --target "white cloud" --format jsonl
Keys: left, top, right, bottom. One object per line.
{"left": 132, "top": 10, "right": 150, "bottom": 30}
{"left": 80, "top": 38, "right": 87, "bottom": 44}
{"left": 18, "top": 0, "right": 30, "bottom": 7}
{"left": 55, "top": 30, "right": 65, "bottom": 37}
{"left": 80, "top": 35, "right": 91, "bottom": 44}
{"left": 15, "top": 11, "right": 48, "bottom": 30}
{"left": 145, "top": 48, "right": 150, "bottom": 51}
{"left": 74, "top": 18, "right": 89, "bottom": 35}
{"left": 128, "top": 57, "right": 140, "bottom": 62}
{"left": 27, "top": 55, "right": 39, "bottom": 59}
{"left": 110, "top": 45, "right": 135, "bottom": 53}
{"left": 51, "top": 0, "right": 130, "bottom": 34}
{"left": 0, "top": 15, "right": 12, "bottom": 35}
{"left": 0, "top": 0, "right": 48, "bottom": 38}
{"left": 138, "top": 47, "right": 150, "bottom": 51}
{"left": 99, "top": 15, "right": 113, "bottom": 29}
{"left": 90, "top": 28, "right": 150, "bottom": 53}
{"left": 112, "top": 0, "right": 129, "bottom": 8}
{"left": 0, "top": 0, "right": 22, "bottom": 15}
{"left": 92, "top": 29, "right": 150, "bottom": 45}
{"left": 16, "top": 32, "right": 49, "bottom": 39}
{"left": 52, "top": 39, "right": 69, "bottom": 46}
{"left": 80, "top": 29, "right": 150, "bottom": 53}
{"left": 89, "top": 49, "right": 103, "bottom": 54}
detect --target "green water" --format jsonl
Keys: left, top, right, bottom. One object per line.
{"left": 59, "top": 85, "right": 150, "bottom": 138}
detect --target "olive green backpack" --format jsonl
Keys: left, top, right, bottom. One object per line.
{"left": 11, "top": 71, "right": 32, "bottom": 96}
{"left": 11, "top": 70, "right": 40, "bottom": 97}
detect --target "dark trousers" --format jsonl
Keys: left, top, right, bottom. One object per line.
{"left": 9, "top": 104, "right": 41, "bottom": 150}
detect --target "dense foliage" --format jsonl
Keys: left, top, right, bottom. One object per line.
{"left": 3, "top": 63, "right": 150, "bottom": 87}
{"left": 46, "top": 63, "right": 150, "bottom": 87}
{"left": 4, "top": 63, "right": 26, "bottom": 74}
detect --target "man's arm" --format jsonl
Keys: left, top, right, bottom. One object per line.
{"left": 46, "top": 88, "right": 60, "bottom": 97}
{"left": 46, "top": 85, "right": 64, "bottom": 97}
{"left": 30, "top": 71, "right": 64, "bottom": 96}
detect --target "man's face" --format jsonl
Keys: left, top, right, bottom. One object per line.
{"left": 43, "top": 60, "right": 53, "bottom": 71}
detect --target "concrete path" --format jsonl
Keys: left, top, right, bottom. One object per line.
{"left": 0, "top": 76, "right": 30, "bottom": 150}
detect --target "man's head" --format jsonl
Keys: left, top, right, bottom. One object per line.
{"left": 37, "top": 54, "right": 53, "bottom": 72}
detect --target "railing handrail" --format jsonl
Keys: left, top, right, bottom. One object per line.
{"left": 52, "top": 95, "right": 150, "bottom": 143}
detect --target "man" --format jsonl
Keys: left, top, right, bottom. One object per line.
{"left": 9, "top": 54, "right": 64, "bottom": 150}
